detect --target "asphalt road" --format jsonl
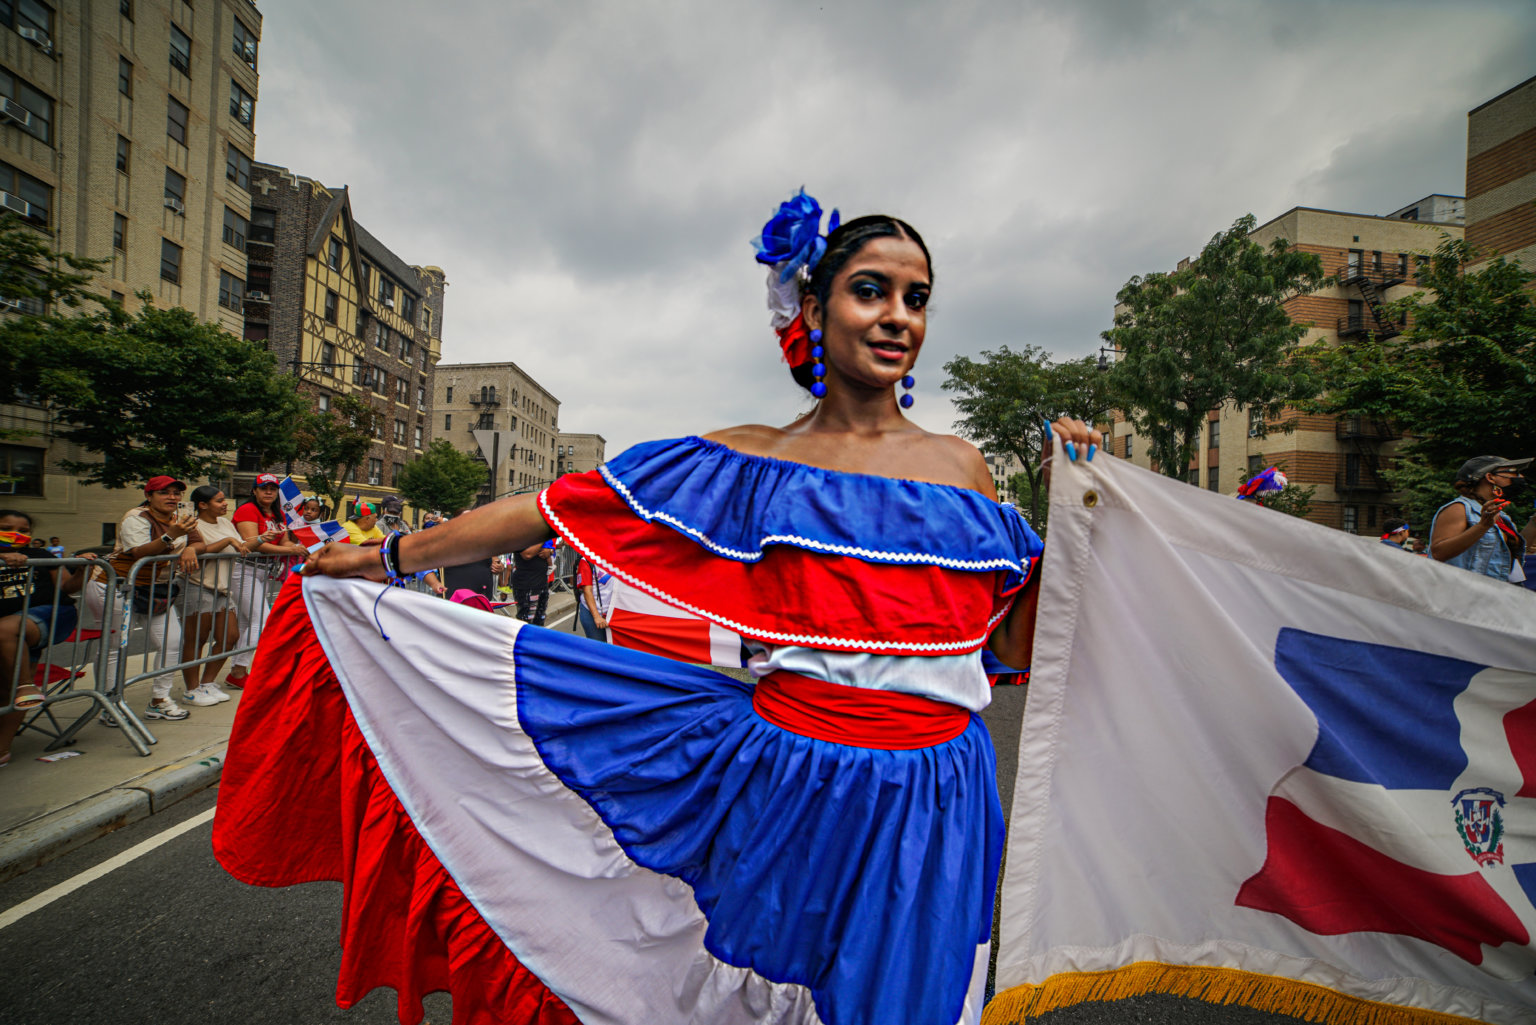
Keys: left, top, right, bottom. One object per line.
{"left": 0, "top": 683, "right": 1310, "bottom": 1025}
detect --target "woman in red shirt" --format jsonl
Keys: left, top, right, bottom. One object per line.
{"left": 224, "top": 474, "right": 306, "bottom": 688}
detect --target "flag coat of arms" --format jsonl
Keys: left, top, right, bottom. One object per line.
{"left": 986, "top": 448, "right": 1536, "bottom": 1025}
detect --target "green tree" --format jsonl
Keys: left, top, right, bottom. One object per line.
{"left": 294, "top": 392, "right": 383, "bottom": 515}
{"left": 1307, "top": 235, "right": 1536, "bottom": 523}
{"left": 396, "top": 438, "right": 489, "bottom": 516}
{"left": 1103, "top": 214, "right": 1326, "bottom": 479}
{"left": 943, "top": 346, "right": 1116, "bottom": 530}
{"left": 0, "top": 214, "right": 310, "bottom": 486}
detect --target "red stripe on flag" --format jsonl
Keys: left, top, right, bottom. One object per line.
{"left": 1235, "top": 796, "right": 1528, "bottom": 965}
{"left": 1506, "top": 697, "right": 1536, "bottom": 800}
{"left": 608, "top": 607, "right": 713, "bottom": 664}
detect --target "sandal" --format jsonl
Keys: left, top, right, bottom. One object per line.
{"left": 13, "top": 684, "right": 44, "bottom": 710}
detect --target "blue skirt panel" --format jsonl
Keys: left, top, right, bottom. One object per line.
{"left": 513, "top": 624, "right": 1005, "bottom": 1025}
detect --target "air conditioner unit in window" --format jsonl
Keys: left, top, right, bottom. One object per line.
{"left": 0, "top": 99, "right": 33, "bottom": 130}
{"left": 0, "top": 480, "right": 15, "bottom": 494}
{"left": 17, "top": 27, "right": 52, "bottom": 54}
{"left": 383, "top": 298, "right": 395, "bottom": 309}
{"left": 0, "top": 297, "right": 23, "bottom": 312}
{"left": 246, "top": 290, "right": 269, "bottom": 301}
{"left": 0, "top": 191, "right": 31, "bottom": 217}
{"left": 164, "top": 196, "right": 185, "bottom": 214}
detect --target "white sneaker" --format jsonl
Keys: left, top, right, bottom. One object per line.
{"left": 144, "top": 698, "right": 190, "bottom": 721}
{"left": 183, "top": 684, "right": 221, "bottom": 707}
{"left": 204, "top": 682, "right": 233, "bottom": 703}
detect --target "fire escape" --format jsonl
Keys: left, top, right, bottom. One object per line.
{"left": 1335, "top": 250, "right": 1406, "bottom": 340}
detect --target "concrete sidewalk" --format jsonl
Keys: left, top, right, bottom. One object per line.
{"left": 0, "top": 589, "right": 578, "bottom": 883}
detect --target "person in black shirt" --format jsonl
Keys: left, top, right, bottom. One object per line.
{"left": 511, "top": 541, "right": 552, "bottom": 626}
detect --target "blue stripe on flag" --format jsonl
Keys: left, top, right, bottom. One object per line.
{"left": 1274, "top": 628, "right": 1481, "bottom": 790}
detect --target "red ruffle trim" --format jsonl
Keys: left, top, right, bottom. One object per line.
{"left": 212, "top": 577, "right": 579, "bottom": 1025}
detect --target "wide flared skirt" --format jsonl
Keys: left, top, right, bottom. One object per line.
{"left": 213, "top": 576, "right": 1002, "bottom": 1025}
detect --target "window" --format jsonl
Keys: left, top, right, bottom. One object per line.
{"left": 373, "top": 370, "right": 388, "bottom": 397}
{"left": 393, "top": 420, "right": 405, "bottom": 444}
{"left": 379, "top": 277, "right": 394, "bottom": 304}
{"left": 249, "top": 206, "right": 274, "bottom": 243}
{"left": 0, "top": 160, "right": 48, "bottom": 226}
{"left": 317, "top": 393, "right": 330, "bottom": 413}
{"left": 359, "top": 261, "right": 370, "bottom": 292}
{"left": 118, "top": 57, "right": 132, "bottom": 97}
{"left": 246, "top": 265, "right": 270, "bottom": 293}
{"left": 1367, "top": 504, "right": 1377, "bottom": 529}
{"left": 392, "top": 462, "right": 403, "bottom": 487}
{"left": 169, "top": 24, "right": 191, "bottom": 74}
{"left": 1397, "top": 253, "right": 1408, "bottom": 277}
{"left": 226, "top": 144, "right": 251, "bottom": 190}
{"left": 1207, "top": 467, "right": 1219, "bottom": 492}
{"left": 1342, "top": 505, "right": 1359, "bottom": 534}
{"left": 166, "top": 95, "right": 188, "bottom": 144}
{"left": 159, "top": 238, "right": 181, "bottom": 283}
{"left": 1123, "top": 435, "right": 1132, "bottom": 459}
{"left": 214, "top": 207, "right": 245, "bottom": 251}
{"left": 374, "top": 323, "right": 389, "bottom": 352}
{"left": 218, "top": 270, "right": 244, "bottom": 310}
{"left": 110, "top": 290, "right": 123, "bottom": 304}
{"left": 396, "top": 377, "right": 408, "bottom": 404}
{"left": 0, "top": 68, "right": 53, "bottom": 143}
{"left": 163, "top": 167, "right": 185, "bottom": 212}
{"left": 423, "top": 307, "right": 431, "bottom": 334}
{"left": 119, "top": 0, "right": 130, "bottom": 17}
{"left": 367, "top": 458, "right": 383, "bottom": 486}
{"left": 444, "top": 414, "right": 451, "bottom": 431}
{"left": 1248, "top": 454, "right": 1263, "bottom": 476}
{"left": 112, "top": 212, "right": 126, "bottom": 250}
{"left": 398, "top": 337, "right": 412, "bottom": 363}
{"left": 323, "top": 288, "right": 337, "bottom": 324}
{"left": 229, "top": 80, "right": 254, "bottom": 127}
{"left": 414, "top": 424, "right": 423, "bottom": 449}
{"left": 1208, "top": 419, "right": 1219, "bottom": 449}
{"left": 232, "top": 18, "right": 257, "bottom": 69}
{"left": 416, "top": 383, "right": 426, "bottom": 410}
{"left": 320, "top": 341, "right": 335, "bottom": 374}
{"left": 401, "top": 294, "right": 416, "bottom": 322}
{"left": 115, "top": 134, "right": 129, "bottom": 173}
{"left": 0, "top": 444, "right": 43, "bottom": 496}
{"left": 326, "top": 236, "right": 341, "bottom": 271}
{"left": 445, "top": 386, "right": 453, "bottom": 403}
{"left": 1185, "top": 467, "right": 1200, "bottom": 486}
{"left": 1248, "top": 405, "right": 1264, "bottom": 438}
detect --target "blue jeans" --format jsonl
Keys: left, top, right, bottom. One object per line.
{"left": 577, "top": 603, "right": 608, "bottom": 642}
{"left": 26, "top": 602, "right": 78, "bottom": 657}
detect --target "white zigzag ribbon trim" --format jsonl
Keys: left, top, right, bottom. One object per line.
{"left": 542, "top": 490, "right": 1007, "bottom": 654}
{"left": 597, "top": 464, "right": 1025, "bottom": 575}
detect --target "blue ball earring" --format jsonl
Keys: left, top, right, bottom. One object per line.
{"left": 900, "top": 374, "right": 915, "bottom": 408}
{"left": 809, "top": 329, "right": 827, "bottom": 398}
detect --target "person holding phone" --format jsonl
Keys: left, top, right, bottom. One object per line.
{"left": 223, "top": 474, "right": 307, "bottom": 689}
{"left": 1429, "top": 455, "right": 1532, "bottom": 582}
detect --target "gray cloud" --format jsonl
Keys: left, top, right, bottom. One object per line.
{"left": 251, "top": 0, "right": 1536, "bottom": 453}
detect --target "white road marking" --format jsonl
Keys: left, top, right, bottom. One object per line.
{"left": 0, "top": 806, "right": 216, "bottom": 931}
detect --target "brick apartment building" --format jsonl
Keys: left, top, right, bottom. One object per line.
{"left": 555, "top": 432, "right": 605, "bottom": 477}
{"left": 241, "top": 162, "right": 445, "bottom": 518}
{"left": 434, "top": 362, "right": 560, "bottom": 505}
{"left": 1467, "top": 74, "right": 1536, "bottom": 274}
{"left": 1107, "top": 199, "right": 1463, "bottom": 535}
{"left": 0, "top": 0, "right": 263, "bottom": 546}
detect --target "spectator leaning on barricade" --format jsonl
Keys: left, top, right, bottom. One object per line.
{"left": 575, "top": 551, "right": 613, "bottom": 642}
{"left": 86, "top": 476, "right": 203, "bottom": 723}
{"left": 224, "top": 474, "right": 308, "bottom": 690}
{"left": 179, "top": 485, "right": 262, "bottom": 707}
{"left": 1429, "top": 455, "right": 1532, "bottom": 584}
{"left": 0, "top": 509, "right": 95, "bottom": 765}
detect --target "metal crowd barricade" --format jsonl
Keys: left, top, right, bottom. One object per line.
{"left": 5, "top": 558, "right": 128, "bottom": 750}
{"left": 105, "top": 551, "right": 294, "bottom": 753}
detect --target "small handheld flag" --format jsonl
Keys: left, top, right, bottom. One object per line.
{"left": 278, "top": 476, "right": 307, "bottom": 530}
{"left": 1236, "top": 466, "right": 1287, "bottom": 501}
{"left": 293, "top": 519, "right": 350, "bottom": 552}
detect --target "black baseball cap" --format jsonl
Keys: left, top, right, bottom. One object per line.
{"left": 1455, "top": 456, "right": 1532, "bottom": 483}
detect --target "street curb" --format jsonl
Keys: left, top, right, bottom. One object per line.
{"left": 0, "top": 741, "right": 227, "bottom": 884}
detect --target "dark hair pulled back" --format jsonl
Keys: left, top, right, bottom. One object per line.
{"left": 189, "top": 484, "right": 222, "bottom": 512}
{"left": 792, "top": 215, "right": 932, "bottom": 393}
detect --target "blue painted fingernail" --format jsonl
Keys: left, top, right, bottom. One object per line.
{"left": 1043, "top": 420, "right": 1053, "bottom": 441}
{"left": 1065, "top": 441, "right": 1077, "bottom": 462}
{"left": 1087, "top": 443, "right": 1097, "bottom": 462}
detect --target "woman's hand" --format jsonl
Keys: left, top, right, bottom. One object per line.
{"left": 178, "top": 547, "right": 200, "bottom": 573}
{"left": 169, "top": 513, "right": 199, "bottom": 538}
{"left": 282, "top": 543, "right": 308, "bottom": 557}
{"left": 1478, "top": 499, "right": 1511, "bottom": 527}
{"left": 303, "top": 541, "right": 387, "bottom": 582}
{"left": 1040, "top": 417, "right": 1104, "bottom": 490}
{"left": 1, "top": 551, "right": 26, "bottom": 568}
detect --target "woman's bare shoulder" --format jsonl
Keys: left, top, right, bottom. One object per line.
{"left": 699, "top": 424, "right": 790, "bottom": 456}
{"left": 920, "top": 431, "right": 997, "bottom": 497}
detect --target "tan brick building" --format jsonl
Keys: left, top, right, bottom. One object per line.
{"left": 1466, "top": 74, "right": 1536, "bottom": 273}
{"left": 433, "top": 362, "right": 560, "bottom": 503}
{"left": 556, "top": 432, "right": 606, "bottom": 477}
{"left": 1108, "top": 202, "right": 1463, "bottom": 535}
{"left": 0, "top": 0, "right": 263, "bottom": 546}
{"left": 240, "top": 161, "right": 445, "bottom": 517}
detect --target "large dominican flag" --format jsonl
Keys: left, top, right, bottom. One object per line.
{"left": 986, "top": 447, "right": 1536, "bottom": 1025}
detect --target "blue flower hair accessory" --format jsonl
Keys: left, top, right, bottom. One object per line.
{"left": 752, "top": 188, "right": 840, "bottom": 284}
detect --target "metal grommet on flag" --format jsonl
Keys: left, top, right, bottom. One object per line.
{"left": 1083, "top": 490, "right": 1099, "bottom": 508}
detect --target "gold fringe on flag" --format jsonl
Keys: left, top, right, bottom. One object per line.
{"left": 983, "top": 963, "right": 1487, "bottom": 1025}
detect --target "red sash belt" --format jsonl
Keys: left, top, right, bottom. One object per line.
{"left": 751, "top": 671, "right": 971, "bottom": 750}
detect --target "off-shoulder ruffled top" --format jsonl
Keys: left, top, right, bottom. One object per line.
{"left": 540, "top": 436, "right": 1042, "bottom": 660}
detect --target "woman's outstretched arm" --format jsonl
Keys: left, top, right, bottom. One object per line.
{"left": 304, "top": 492, "right": 555, "bottom": 581}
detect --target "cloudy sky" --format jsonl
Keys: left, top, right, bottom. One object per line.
{"left": 252, "top": 0, "right": 1535, "bottom": 455}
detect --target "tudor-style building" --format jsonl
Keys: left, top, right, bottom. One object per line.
{"left": 241, "top": 161, "right": 445, "bottom": 517}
